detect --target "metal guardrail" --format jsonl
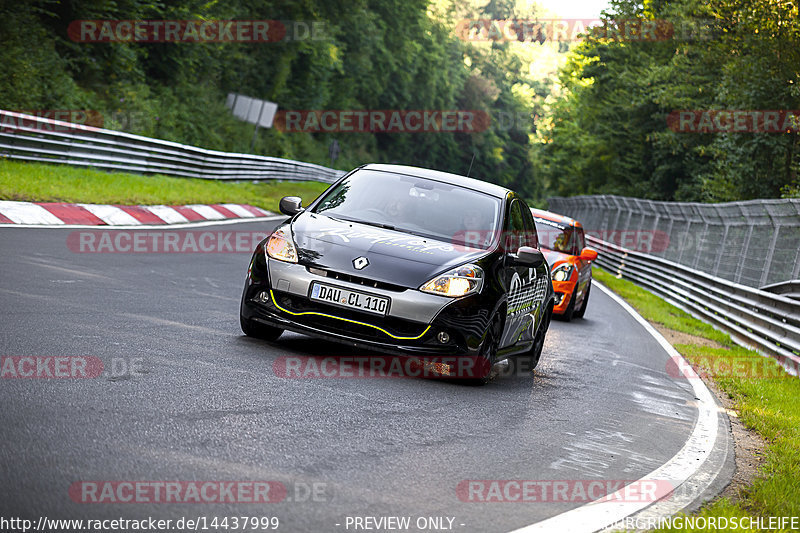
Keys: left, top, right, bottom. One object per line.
{"left": 590, "top": 235, "right": 800, "bottom": 375}
{"left": 761, "top": 280, "right": 800, "bottom": 301}
{"left": 549, "top": 194, "right": 800, "bottom": 289}
{"left": 0, "top": 110, "right": 344, "bottom": 183}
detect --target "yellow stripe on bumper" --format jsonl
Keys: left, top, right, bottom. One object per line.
{"left": 269, "top": 290, "right": 431, "bottom": 341}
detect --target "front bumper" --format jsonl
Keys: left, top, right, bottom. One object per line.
{"left": 551, "top": 279, "right": 577, "bottom": 314}
{"left": 242, "top": 259, "right": 490, "bottom": 358}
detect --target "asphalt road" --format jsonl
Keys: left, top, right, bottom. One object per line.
{"left": 0, "top": 221, "right": 701, "bottom": 532}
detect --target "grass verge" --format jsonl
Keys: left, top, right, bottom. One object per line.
{"left": 0, "top": 159, "right": 331, "bottom": 212}
{"left": 593, "top": 268, "right": 800, "bottom": 530}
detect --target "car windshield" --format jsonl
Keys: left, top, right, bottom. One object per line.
{"left": 534, "top": 218, "right": 576, "bottom": 254}
{"left": 313, "top": 169, "right": 502, "bottom": 249}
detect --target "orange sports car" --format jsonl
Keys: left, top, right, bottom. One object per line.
{"left": 530, "top": 208, "right": 598, "bottom": 321}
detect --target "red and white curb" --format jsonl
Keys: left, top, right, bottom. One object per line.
{"left": 0, "top": 201, "right": 275, "bottom": 226}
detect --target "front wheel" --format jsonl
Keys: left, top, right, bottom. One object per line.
{"left": 468, "top": 313, "right": 502, "bottom": 385}
{"left": 240, "top": 314, "right": 283, "bottom": 341}
{"left": 560, "top": 287, "right": 577, "bottom": 322}
{"left": 511, "top": 308, "right": 551, "bottom": 375}
{"left": 573, "top": 285, "right": 591, "bottom": 319}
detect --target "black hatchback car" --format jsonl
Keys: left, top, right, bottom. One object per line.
{"left": 240, "top": 164, "right": 554, "bottom": 381}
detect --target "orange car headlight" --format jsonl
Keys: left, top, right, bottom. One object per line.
{"left": 551, "top": 264, "right": 573, "bottom": 282}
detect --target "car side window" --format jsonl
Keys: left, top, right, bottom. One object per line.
{"left": 520, "top": 202, "right": 539, "bottom": 249}
{"left": 575, "top": 227, "right": 586, "bottom": 253}
{"left": 506, "top": 200, "right": 537, "bottom": 251}
{"left": 505, "top": 200, "right": 524, "bottom": 252}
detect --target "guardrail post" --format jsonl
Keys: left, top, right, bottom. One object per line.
{"left": 734, "top": 216, "right": 754, "bottom": 285}
{"left": 760, "top": 208, "right": 781, "bottom": 287}
{"left": 711, "top": 205, "right": 730, "bottom": 279}
{"left": 675, "top": 203, "right": 692, "bottom": 266}
{"left": 795, "top": 202, "right": 800, "bottom": 281}
{"left": 610, "top": 196, "right": 624, "bottom": 234}
{"left": 691, "top": 204, "right": 707, "bottom": 271}
{"left": 794, "top": 246, "right": 800, "bottom": 281}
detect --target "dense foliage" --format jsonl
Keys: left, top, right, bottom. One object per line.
{"left": 0, "top": 0, "right": 552, "bottom": 201}
{"left": 2, "top": 0, "right": 798, "bottom": 202}
{"left": 535, "top": 0, "right": 800, "bottom": 201}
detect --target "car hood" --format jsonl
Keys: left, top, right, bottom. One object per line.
{"left": 290, "top": 212, "right": 488, "bottom": 288}
{"left": 542, "top": 248, "right": 572, "bottom": 269}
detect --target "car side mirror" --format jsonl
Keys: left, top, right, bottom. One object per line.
{"left": 579, "top": 247, "right": 598, "bottom": 261}
{"left": 279, "top": 196, "right": 303, "bottom": 216}
{"left": 514, "top": 246, "right": 545, "bottom": 267}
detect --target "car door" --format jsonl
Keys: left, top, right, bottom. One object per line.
{"left": 521, "top": 203, "right": 551, "bottom": 334}
{"left": 573, "top": 225, "right": 591, "bottom": 301}
{"left": 499, "top": 199, "right": 545, "bottom": 349}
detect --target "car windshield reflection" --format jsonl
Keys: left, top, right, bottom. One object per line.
{"left": 314, "top": 169, "right": 502, "bottom": 249}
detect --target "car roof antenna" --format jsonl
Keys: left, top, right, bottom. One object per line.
{"left": 466, "top": 153, "right": 476, "bottom": 177}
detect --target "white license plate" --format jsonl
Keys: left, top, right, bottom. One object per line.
{"left": 310, "top": 283, "right": 390, "bottom": 316}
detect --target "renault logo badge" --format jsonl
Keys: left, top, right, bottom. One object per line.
{"left": 353, "top": 256, "right": 369, "bottom": 270}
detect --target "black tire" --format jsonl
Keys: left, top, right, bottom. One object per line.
{"left": 469, "top": 313, "right": 502, "bottom": 385}
{"left": 240, "top": 314, "right": 283, "bottom": 341}
{"left": 560, "top": 288, "right": 577, "bottom": 322}
{"left": 511, "top": 307, "right": 551, "bottom": 374}
{"left": 573, "top": 284, "right": 591, "bottom": 319}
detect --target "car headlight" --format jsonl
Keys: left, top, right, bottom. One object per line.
{"left": 266, "top": 227, "right": 298, "bottom": 263}
{"left": 420, "top": 264, "right": 484, "bottom": 297}
{"left": 551, "top": 264, "right": 573, "bottom": 282}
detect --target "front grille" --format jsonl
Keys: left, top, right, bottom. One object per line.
{"left": 273, "top": 291, "right": 429, "bottom": 342}
{"left": 306, "top": 267, "right": 406, "bottom": 292}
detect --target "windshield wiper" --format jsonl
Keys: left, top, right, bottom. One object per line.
{"left": 349, "top": 219, "right": 400, "bottom": 231}
{"left": 323, "top": 214, "right": 434, "bottom": 240}
{"left": 358, "top": 221, "right": 436, "bottom": 240}
{"left": 321, "top": 214, "right": 381, "bottom": 227}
